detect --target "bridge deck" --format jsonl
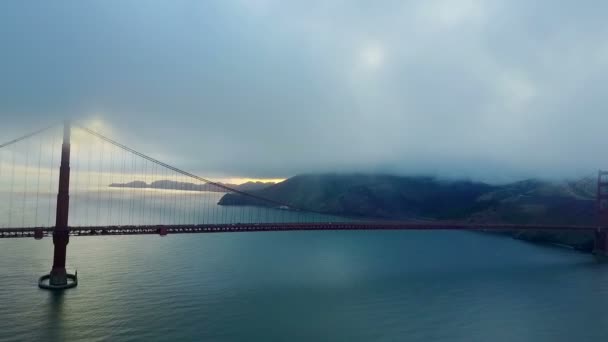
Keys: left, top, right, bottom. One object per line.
{"left": 0, "top": 222, "right": 601, "bottom": 238}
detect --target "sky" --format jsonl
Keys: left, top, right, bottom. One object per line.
{"left": 1, "top": 0, "right": 608, "bottom": 183}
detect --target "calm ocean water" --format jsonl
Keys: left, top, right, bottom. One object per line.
{"left": 1, "top": 192, "right": 608, "bottom": 341}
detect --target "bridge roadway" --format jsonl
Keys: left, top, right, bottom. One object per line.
{"left": 0, "top": 222, "right": 602, "bottom": 238}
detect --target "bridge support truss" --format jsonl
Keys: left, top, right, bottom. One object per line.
{"left": 39, "top": 121, "right": 77, "bottom": 290}
{"left": 594, "top": 170, "right": 608, "bottom": 259}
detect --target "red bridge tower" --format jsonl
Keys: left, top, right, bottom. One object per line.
{"left": 38, "top": 121, "right": 77, "bottom": 290}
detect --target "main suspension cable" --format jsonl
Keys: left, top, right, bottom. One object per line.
{"left": 0, "top": 124, "right": 57, "bottom": 149}
{"left": 74, "top": 124, "right": 318, "bottom": 214}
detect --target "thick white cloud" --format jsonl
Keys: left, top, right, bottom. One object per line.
{"left": 1, "top": 0, "right": 607, "bottom": 182}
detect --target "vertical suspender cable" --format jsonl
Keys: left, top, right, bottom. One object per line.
{"left": 129, "top": 153, "right": 135, "bottom": 225}
{"left": 108, "top": 143, "right": 114, "bottom": 226}
{"left": 96, "top": 140, "right": 104, "bottom": 225}
{"left": 163, "top": 167, "right": 168, "bottom": 225}
{"left": 180, "top": 176, "right": 185, "bottom": 224}
{"left": 71, "top": 134, "right": 79, "bottom": 226}
{"left": 198, "top": 181, "right": 204, "bottom": 224}
{"left": 179, "top": 176, "right": 184, "bottom": 224}
{"left": 181, "top": 175, "right": 186, "bottom": 224}
{"left": 8, "top": 142, "right": 16, "bottom": 227}
{"left": 144, "top": 159, "right": 148, "bottom": 225}
{"left": 189, "top": 179, "right": 194, "bottom": 224}
{"left": 119, "top": 147, "right": 125, "bottom": 225}
{"left": 158, "top": 167, "right": 163, "bottom": 225}
{"left": 203, "top": 182, "right": 208, "bottom": 225}
{"left": 173, "top": 171, "right": 177, "bottom": 224}
{"left": 137, "top": 155, "right": 141, "bottom": 225}
{"left": 86, "top": 132, "right": 92, "bottom": 227}
{"left": 22, "top": 138, "right": 30, "bottom": 227}
{"left": 150, "top": 162, "right": 154, "bottom": 225}
{"left": 138, "top": 157, "right": 144, "bottom": 225}
{"left": 48, "top": 133, "right": 57, "bottom": 227}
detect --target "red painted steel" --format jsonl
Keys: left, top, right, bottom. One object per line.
{"left": 49, "top": 121, "right": 71, "bottom": 286}
{"left": 0, "top": 222, "right": 602, "bottom": 239}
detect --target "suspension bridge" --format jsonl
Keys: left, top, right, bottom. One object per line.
{"left": 0, "top": 121, "right": 607, "bottom": 290}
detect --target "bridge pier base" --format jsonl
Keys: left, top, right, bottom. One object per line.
{"left": 50, "top": 269, "right": 67, "bottom": 286}
{"left": 49, "top": 230, "right": 69, "bottom": 285}
{"left": 593, "top": 229, "right": 608, "bottom": 261}
{"left": 38, "top": 273, "right": 78, "bottom": 290}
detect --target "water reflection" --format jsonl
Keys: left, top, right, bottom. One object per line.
{"left": 43, "top": 291, "right": 66, "bottom": 342}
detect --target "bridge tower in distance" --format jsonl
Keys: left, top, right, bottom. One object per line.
{"left": 38, "top": 120, "right": 77, "bottom": 290}
{"left": 594, "top": 170, "right": 608, "bottom": 258}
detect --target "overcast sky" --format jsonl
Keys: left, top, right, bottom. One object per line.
{"left": 1, "top": 0, "right": 607, "bottom": 182}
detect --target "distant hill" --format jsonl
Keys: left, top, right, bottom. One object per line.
{"left": 219, "top": 174, "right": 496, "bottom": 219}
{"left": 218, "top": 173, "right": 598, "bottom": 251}
{"left": 468, "top": 178, "right": 596, "bottom": 225}
{"left": 467, "top": 178, "right": 597, "bottom": 251}
{"left": 109, "top": 180, "right": 275, "bottom": 193}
